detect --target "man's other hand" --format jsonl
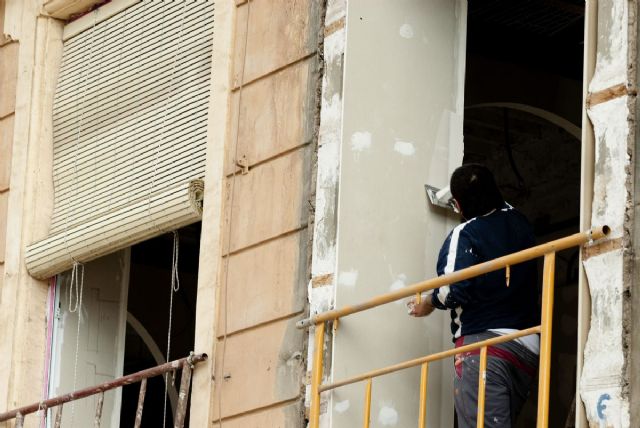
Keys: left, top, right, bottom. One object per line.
{"left": 407, "top": 296, "right": 436, "bottom": 317}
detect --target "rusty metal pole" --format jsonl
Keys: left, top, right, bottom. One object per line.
{"left": 173, "top": 360, "right": 194, "bottom": 428}
{"left": 0, "top": 353, "right": 207, "bottom": 422}
{"left": 94, "top": 391, "right": 104, "bottom": 427}
{"left": 54, "top": 405, "right": 63, "bottom": 428}
{"left": 134, "top": 378, "right": 148, "bottom": 428}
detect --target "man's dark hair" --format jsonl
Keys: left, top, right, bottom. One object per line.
{"left": 450, "top": 164, "right": 504, "bottom": 219}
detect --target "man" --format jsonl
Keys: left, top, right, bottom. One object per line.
{"left": 409, "top": 164, "right": 539, "bottom": 428}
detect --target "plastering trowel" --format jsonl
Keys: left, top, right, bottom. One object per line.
{"left": 424, "top": 184, "right": 457, "bottom": 213}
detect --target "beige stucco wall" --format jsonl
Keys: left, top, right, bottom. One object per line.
{"left": 0, "top": 0, "right": 15, "bottom": 290}
{"left": 0, "top": 1, "right": 324, "bottom": 426}
{"left": 0, "top": 1, "right": 62, "bottom": 426}
{"left": 2, "top": 1, "right": 640, "bottom": 428}
{"left": 207, "top": 0, "right": 323, "bottom": 426}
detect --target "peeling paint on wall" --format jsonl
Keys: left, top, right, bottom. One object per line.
{"left": 587, "top": 96, "right": 631, "bottom": 237}
{"left": 306, "top": 0, "right": 347, "bottom": 426}
{"left": 580, "top": 90, "right": 632, "bottom": 427}
{"left": 589, "top": 0, "right": 629, "bottom": 92}
{"left": 581, "top": 250, "right": 630, "bottom": 427}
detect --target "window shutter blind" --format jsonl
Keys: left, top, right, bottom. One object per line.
{"left": 26, "top": 1, "right": 213, "bottom": 279}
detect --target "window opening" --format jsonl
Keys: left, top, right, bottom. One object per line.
{"left": 120, "top": 222, "right": 201, "bottom": 427}
{"left": 464, "top": 1, "right": 584, "bottom": 426}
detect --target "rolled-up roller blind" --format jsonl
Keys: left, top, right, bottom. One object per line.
{"left": 26, "top": 1, "right": 214, "bottom": 279}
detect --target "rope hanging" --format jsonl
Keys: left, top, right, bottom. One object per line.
{"left": 163, "top": 230, "right": 181, "bottom": 428}
{"left": 68, "top": 261, "right": 85, "bottom": 428}
{"left": 66, "top": 9, "right": 99, "bottom": 427}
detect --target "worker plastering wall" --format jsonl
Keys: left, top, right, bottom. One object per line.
{"left": 307, "top": 1, "right": 640, "bottom": 428}
{"left": 307, "top": 1, "right": 468, "bottom": 426}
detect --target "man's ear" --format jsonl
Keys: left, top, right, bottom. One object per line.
{"left": 453, "top": 199, "right": 466, "bottom": 220}
{"left": 453, "top": 199, "right": 462, "bottom": 213}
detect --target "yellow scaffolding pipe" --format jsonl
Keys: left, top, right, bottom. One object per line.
{"left": 309, "top": 322, "right": 325, "bottom": 428}
{"left": 418, "top": 363, "right": 429, "bottom": 428}
{"left": 477, "top": 346, "right": 488, "bottom": 428}
{"left": 537, "top": 252, "right": 556, "bottom": 427}
{"left": 304, "top": 226, "right": 609, "bottom": 427}
{"left": 319, "top": 327, "right": 540, "bottom": 393}
{"left": 297, "top": 226, "right": 608, "bottom": 329}
{"left": 363, "top": 379, "right": 372, "bottom": 428}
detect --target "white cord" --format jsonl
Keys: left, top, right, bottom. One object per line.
{"left": 68, "top": 262, "right": 85, "bottom": 428}
{"left": 163, "top": 230, "right": 180, "bottom": 428}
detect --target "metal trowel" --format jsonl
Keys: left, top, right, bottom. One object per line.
{"left": 424, "top": 184, "right": 457, "bottom": 213}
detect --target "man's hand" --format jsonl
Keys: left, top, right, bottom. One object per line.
{"left": 407, "top": 296, "right": 436, "bottom": 317}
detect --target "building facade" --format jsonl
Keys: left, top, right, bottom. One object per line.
{"left": 0, "top": 0, "right": 638, "bottom": 427}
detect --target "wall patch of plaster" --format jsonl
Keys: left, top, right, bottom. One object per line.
{"left": 309, "top": 280, "right": 335, "bottom": 315}
{"left": 334, "top": 399, "right": 350, "bottom": 414}
{"left": 378, "top": 403, "right": 399, "bottom": 426}
{"left": 399, "top": 23, "right": 414, "bottom": 39}
{"left": 394, "top": 140, "right": 416, "bottom": 156}
{"left": 581, "top": 249, "right": 630, "bottom": 427}
{"left": 338, "top": 270, "right": 358, "bottom": 287}
{"left": 351, "top": 131, "right": 372, "bottom": 152}
{"left": 389, "top": 274, "right": 407, "bottom": 304}
{"left": 587, "top": 96, "right": 630, "bottom": 236}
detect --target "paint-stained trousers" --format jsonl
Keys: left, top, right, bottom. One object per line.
{"left": 454, "top": 332, "right": 538, "bottom": 428}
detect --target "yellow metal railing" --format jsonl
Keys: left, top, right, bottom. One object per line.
{"left": 298, "top": 226, "right": 610, "bottom": 428}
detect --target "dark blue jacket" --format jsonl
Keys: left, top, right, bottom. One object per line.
{"left": 431, "top": 204, "right": 539, "bottom": 340}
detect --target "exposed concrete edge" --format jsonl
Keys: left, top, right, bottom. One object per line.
{"left": 305, "top": 0, "right": 344, "bottom": 426}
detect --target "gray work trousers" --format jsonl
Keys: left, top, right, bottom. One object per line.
{"left": 454, "top": 331, "right": 538, "bottom": 428}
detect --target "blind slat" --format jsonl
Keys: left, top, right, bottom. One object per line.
{"left": 25, "top": 1, "right": 213, "bottom": 279}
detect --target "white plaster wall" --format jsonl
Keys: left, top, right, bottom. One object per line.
{"left": 589, "top": 0, "right": 629, "bottom": 93}
{"left": 581, "top": 250, "right": 629, "bottom": 428}
{"left": 578, "top": 0, "right": 635, "bottom": 425}
{"left": 306, "top": 1, "right": 346, "bottom": 425}
{"left": 588, "top": 97, "right": 631, "bottom": 238}
{"left": 328, "top": 1, "right": 466, "bottom": 426}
